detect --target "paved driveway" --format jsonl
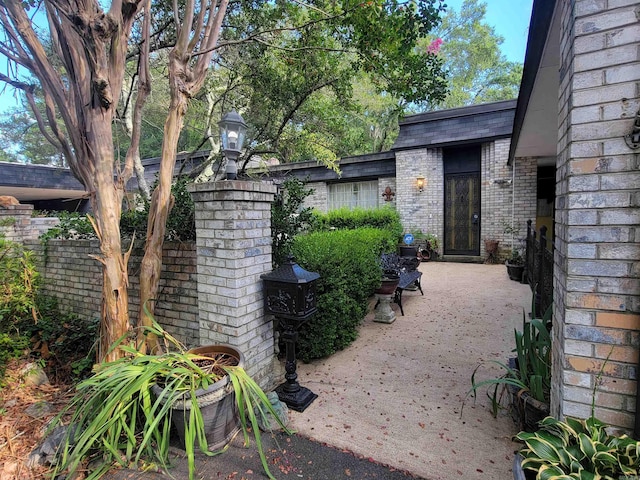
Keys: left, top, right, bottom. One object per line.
{"left": 289, "top": 261, "right": 532, "bottom": 480}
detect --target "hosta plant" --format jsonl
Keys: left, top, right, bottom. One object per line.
{"left": 50, "top": 318, "right": 290, "bottom": 480}
{"left": 515, "top": 415, "right": 640, "bottom": 479}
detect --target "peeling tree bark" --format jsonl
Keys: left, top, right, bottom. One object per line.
{"left": 137, "top": 0, "right": 230, "bottom": 352}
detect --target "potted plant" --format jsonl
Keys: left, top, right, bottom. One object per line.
{"left": 513, "top": 415, "right": 640, "bottom": 479}
{"left": 506, "top": 247, "right": 525, "bottom": 282}
{"left": 484, "top": 238, "right": 500, "bottom": 264}
{"left": 50, "top": 318, "right": 290, "bottom": 480}
{"left": 418, "top": 233, "right": 440, "bottom": 261}
{"left": 466, "top": 300, "right": 551, "bottom": 432}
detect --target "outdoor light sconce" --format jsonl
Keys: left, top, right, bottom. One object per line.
{"left": 219, "top": 110, "right": 247, "bottom": 180}
{"left": 416, "top": 175, "right": 426, "bottom": 193}
{"left": 261, "top": 257, "right": 320, "bottom": 412}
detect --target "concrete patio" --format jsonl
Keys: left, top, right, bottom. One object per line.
{"left": 104, "top": 261, "right": 532, "bottom": 480}
{"left": 289, "top": 261, "right": 531, "bottom": 479}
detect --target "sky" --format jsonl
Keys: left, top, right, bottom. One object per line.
{"left": 443, "top": 0, "right": 534, "bottom": 63}
{"left": 0, "top": 0, "right": 535, "bottom": 114}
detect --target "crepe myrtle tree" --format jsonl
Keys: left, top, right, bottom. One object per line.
{"left": 0, "top": 0, "right": 447, "bottom": 359}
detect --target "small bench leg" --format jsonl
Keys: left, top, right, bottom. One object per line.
{"left": 394, "top": 288, "right": 404, "bottom": 316}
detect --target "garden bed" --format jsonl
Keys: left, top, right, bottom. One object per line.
{"left": 0, "top": 358, "right": 74, "bottom": 479}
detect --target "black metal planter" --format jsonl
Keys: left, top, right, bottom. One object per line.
{"left": 506, "top": 262, "right": 525, "bottom": 282}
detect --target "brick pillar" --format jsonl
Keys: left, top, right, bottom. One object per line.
{"left": 552, "top": 1, "right": 640, "bottom": 432}
{"left": 188, "top": 180, "right": 281, "bottom": 389}
{"left": 0, "top": 204, "right": 33, "bottom": 242}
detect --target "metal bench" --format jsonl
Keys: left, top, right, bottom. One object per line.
{"left": 378, "top": 253, "right": 424, "bottom": 316}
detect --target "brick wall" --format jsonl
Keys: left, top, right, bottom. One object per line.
{"left": 0, "top": 204, "right": 59, "bottom": 242}
{"left": 394, "top": 139, "right": 536, "bottom": 259}
{"left": 304, "top": 181, "right": 328, "bottom": 212}
{"left": 553, "top": 0, "right": 640, "bottom": 431}
{"left": 396, "top": 148, "right": 444, "bottom": 240}
{"left": 25, "top": 239, "right": 200, "bottom": 347}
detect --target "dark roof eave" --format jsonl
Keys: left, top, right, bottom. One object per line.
{"left": 400, "top": 99, "right": 516, "bottom": 126}
{"left": 508, "top": 0, "right": 557, "bottom": 165}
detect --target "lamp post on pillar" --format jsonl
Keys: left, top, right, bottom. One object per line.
{"left": 219, "top": 110, "right": 247, "bottom": 180}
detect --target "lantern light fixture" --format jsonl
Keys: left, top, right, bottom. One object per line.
{"left": 416, "top": 175, "right": 426, "bottom": 193}
{"left": 218, "top": 110, "right": 247, "bottom": 180}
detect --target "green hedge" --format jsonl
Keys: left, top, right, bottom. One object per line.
{"left": 290, "top": 227, "right": 395, "bottom": 361}
{"left": 311, "top": 206, "right": 403, "bottom": 238}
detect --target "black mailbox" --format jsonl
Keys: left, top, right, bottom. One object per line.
{"left": 261, "top": 257, "right": 320, "bottom": 320}
{"left": 261, "top": 256, "right": 320, "bottom": 412}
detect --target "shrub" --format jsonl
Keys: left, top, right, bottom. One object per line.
{"left": 40, "top": 176, "right": 196, "bottom": 243}
{"left": 291, "top": 227, "right": 394, "bottom": 361}
{"left": 0, "top": 235, "right": 39, "bottom": 333}
{"left": 311, "top": 206, "right": 403, "bottom": 238}
{"left": 271, "top": 178, "right": 314, "bottom": 267}
{"left": 19, "top": 296, "right": 99, "bottom": 381}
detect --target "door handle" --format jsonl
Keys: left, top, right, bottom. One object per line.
{"left": 472, "top": 213, "right": 479, "bottom": 224}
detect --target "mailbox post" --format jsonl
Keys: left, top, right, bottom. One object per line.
{"left": 261, "top": 257, "right": 320, "bottom": 412}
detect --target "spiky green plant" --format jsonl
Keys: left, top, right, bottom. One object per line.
{"left": 515, "top": 415, "right": 640, "bottom": 479}
{"left": 50, "top": 318, "right": 290, "bottom": 480}
{"left": 466, "top": 297, "right": 552, "bottom": 417}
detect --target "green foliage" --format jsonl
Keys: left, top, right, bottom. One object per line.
{"left": 0, "top": 235, "right": 39, "bottom": 332}
{"left": 18, "top": 296, "right": 98, "bottom": 382}
{"left": 39, "top": 211, "right": 96, "bottom": 243}
{"left": 121, "top": 176, "right": 195, "bottom": 241}
{"left": 291, "top": 227, "right": 392, "bottom": 361}
{"left": 508, "top": 247, "right": 524, "bottom": 266}
{"left": 427, "top": 0, "right": 523, "bottom": 109}
{"left": 311, "top": 206, "right": 403, "bottom": 240}
{"left": 515, "top": 416, "right": 640, "bottom": 479}
{"left": 0, "top": 333, "right": 29, "bottom": 386}
{"left": 38, "top": 177, "right": 196, "bottom": 243}
{"left": 271, "top": 177, "right": 315, "bottom": 267}
{"left": 51, "top": 319, "right": 290, "bottom": 480}
{"left": 467, "top": 299, "right": 552, "bottom": 416}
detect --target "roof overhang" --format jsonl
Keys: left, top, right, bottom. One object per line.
{"left": 508, "top": 0, "right": 560, "bottom": 165}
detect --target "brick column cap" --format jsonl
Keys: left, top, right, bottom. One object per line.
{"left": 188, "top": 180, "right": 277, "bottom": 196}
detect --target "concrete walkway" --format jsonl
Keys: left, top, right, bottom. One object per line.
{"left": 104, "top": 261, "right": 532, "bottom": 480}
{"left": 289, "top": 261, "right": 531, "bottom": 479}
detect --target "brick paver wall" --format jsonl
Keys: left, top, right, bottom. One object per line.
{"left": 25, "top": 239, "right": 200, "bottom": 347}
{"left": 553, "top": 0, "right": 640, "bottom": 431}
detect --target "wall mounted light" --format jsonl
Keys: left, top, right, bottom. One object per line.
{"left": 416, "top": 175, "right": 426, "bottom": 193}
{"left": 219, "top": 110, "right": 247, "bottom": 180}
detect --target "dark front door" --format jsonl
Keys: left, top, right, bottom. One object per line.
{"left": 444, "top": 147, "right": 481, "bottom": 256}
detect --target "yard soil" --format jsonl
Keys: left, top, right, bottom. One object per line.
{"left": 0, "top": 360, "right": 74, "bottom": 480}
{"left": 1, "top": 262, "right": 531, "bottom": 480}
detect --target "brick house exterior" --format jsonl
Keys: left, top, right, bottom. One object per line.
{"left": 510, "top": 0, "right": 640, "bottom": 433}
{"left": 2, "top": 0, "right": 638, "bottom": 434}
{"left": 268, "top": 100, "right": 540, "bottom": 261}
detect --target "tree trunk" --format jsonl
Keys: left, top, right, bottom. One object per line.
{"left": 137, "top": 59, "right": 188, "bottom": 353}
{"left": 89, "top": 122, "right": 131, "bottom": 363}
